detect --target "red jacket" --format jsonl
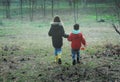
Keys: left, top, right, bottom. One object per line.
{"left": 68, "top": 32, "right": 86, "bottom": 50}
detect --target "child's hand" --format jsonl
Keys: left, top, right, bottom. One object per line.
{"left": 63, "top": 34, "right": 69, "bottom": 38}
{"left": 81, "top": 45, "right": 87, "bottom": 50}
{"left": 80, "top": 47, "right": 85, "bottom": 50}
{"left": 80, "top": 45, "right": 87, "bottom": 50}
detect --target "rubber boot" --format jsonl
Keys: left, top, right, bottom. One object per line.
{"left": 54, "top": 56, "right": 58, "bottom": 62}
{"left": 58, "top": 54, "right": 62, "bottom": 64}
{"left": 77, "top": 57, "right": 82, "bottom": 64}
{"left": 77, "top": 57, "right": 80, "bottom": 63}
{"left": 72, "top": 60, "right": 76, "bottom": 65}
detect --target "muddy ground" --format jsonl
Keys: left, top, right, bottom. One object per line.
{"left": 50, "top": 44, "right": 120, "bottom": 82}
{"left": 0, "top": 44, "right": 120, "bottom": 82}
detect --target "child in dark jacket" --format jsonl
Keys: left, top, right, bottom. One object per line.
{"left": 68, "top": 24, "right": 86, "bottom": 65}
{"left": 48, "top": 15, "right": 68, "bottom": 64}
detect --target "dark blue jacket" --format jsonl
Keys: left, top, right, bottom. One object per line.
{"left": 48, "top": 22, "right": 68, "bottom": 48}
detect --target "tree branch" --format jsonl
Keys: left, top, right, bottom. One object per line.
{"left": 112, "top": 24, "right": 120, "bottom": 35}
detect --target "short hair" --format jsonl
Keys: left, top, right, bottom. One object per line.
{"left": 53, "top": 16, "right": 61, "bottom": 22}
{"left": 74, "top": 24, "right": 79, "bottom": 30}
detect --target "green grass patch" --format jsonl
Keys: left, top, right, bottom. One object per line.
{"left": 0, "top": 5, "right": 120, "bottom": 81}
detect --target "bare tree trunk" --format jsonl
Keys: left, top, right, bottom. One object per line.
{"left": 81, "top": 0, "right": 87, "bottom": 7}
{"left": 114, "top": 0, "right": 120, "bottom": 23}
{"left": 56, "top": 0, "right": 60, "bottom": 14}
{"left": 20, "top": 0, "right": 23, "bottom": 19}
{"left": 3, "top": 0, "right": 11, "bottom": 19}
{"left": 68, "top": 0, "right": 72, "bottom": 7}
{"left": 73, "top": 0, "right": 76, "bottom": 23}
{"left": 29, "top": 0, "right": 34, "bottom": 21}
{"left": 7, "top": 0, "right": 11, "bottom": 19}
{"left": 43, "top": 0, "right": 46, "bottom": 16}
{"left": 0, "top": 0, "right": 3, "bottom": 18}
{"left": 31, "top": 0, "right": 34, "bottom": 21}
{"left": 51, "top": 0, "right": 54, "bottom": 17}
{"left": 29, "top": 0, "right": 31, "bottom": 21}
{"left": 73, "top": 0, "right": 79, "bottom": 23}
{"left": 0, "top": 0, "right": 3, "bottom": 25}
{"left": 95, "top": 0, "right": 98, "bottom": 21}
{"left": 76, "top": 0, "right": 79, "bottom": 19}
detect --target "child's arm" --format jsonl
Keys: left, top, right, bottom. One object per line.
{"left": 67, "top": 33, "right": 72, "bottom": 41}
{"left": 48, "top": 26, "right": 53, "bottom": 36}
{"left": 60, "top": 25, "right": 68, "bottom": 38}
{"left": 63, "top": 33, "right": 69, "bottom": 38}
{"left": 81, "top": 33, "right": 86, "bottom": 47}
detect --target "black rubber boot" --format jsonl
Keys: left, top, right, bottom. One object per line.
{"left": 77, "top": 57, "right": 83, "bottom": 64}
{"left": 58, "top": 58, "right": 62, "bottom": 64}
{"left": 77, "top": 57, "right": 80, "bottom": 63}
{"left": 72, "top": 60, "right": 76, "bottom": 65}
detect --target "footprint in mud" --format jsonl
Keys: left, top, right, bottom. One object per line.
{"left": 11, "top": 76, "right": 16, "bottom": 80}
{"left": 21, "top": 71, "right": 26, "bottom": 74}
{"left": 3, "top": 58, "right": 7, "bottom": 62}
{"left": 19, "top": 58, "right": 25, "bottom": 62}
{"left": 38, "top": 74, "right": 42, "bottom": 77}
{"left": 19, "top": 57, "right": 31, "bottom": 62}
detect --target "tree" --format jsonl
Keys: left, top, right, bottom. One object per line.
{"left": 51, "top": 0, "right": 54, "bottom": 17}
{"left": 81, "top": 0, "right": 87, "bottom": 7}
{"left": 112, "top": 24, "right": 120, "bottom": 35}
{"left": 112, "top": 0, "right": 120, "bottom": 35}
{"left": 43, "top": 0, "right": 46, "bottom": 16}
{"left": 3, "top": 0, "right": 11, "bottom": 19}
{"left": 114, "top": 0, "right": 120, "bottom": 22}
{"left": 68, "top": 0, "right": 73, "bottom": 7}
{"left": 95, "top": 0, "right": 98, "bottom": 21}
{"left": 0, "top": 0, "right": 3, "bottom": 17}
{"left": 20, "top": 0, "right": 23, "bottom": 19}
{"left": 73, "top": 0, "right": 79, "bottom": 23}
{"left": 56, "top": 0, "right": 60, "bottom": 14}
{"left": 29, "top": 0, "right": 35, "bottom": 21}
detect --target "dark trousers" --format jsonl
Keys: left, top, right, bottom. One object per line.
{"left": 71, "top": 49, "right": 80, "bottom": 60}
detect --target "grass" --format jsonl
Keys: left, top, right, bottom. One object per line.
{"left": 0, "top": 5, "right": 120, "bottom": 81}
{"left": 1, "top": 18, "right": 119, "bottom": 56}
{"left": 0, "top": 14, "right": 119, "bottom": 57}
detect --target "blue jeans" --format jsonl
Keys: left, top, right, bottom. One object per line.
{"left": 71, "top": 49, "right": 80, "bottom": 60}
{"left": 54, "top": 48, "right": 62, "bottom": 56}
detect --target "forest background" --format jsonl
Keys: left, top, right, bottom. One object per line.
{"left": 0, "top": 0, "right": 120, "bottom": 82}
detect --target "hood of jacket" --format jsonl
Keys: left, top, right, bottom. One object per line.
{"left": 51, "top": 22, "right": 62, "bottom": 26}
{"left": 72, "top": 30, "right": 80, "bottom": 34}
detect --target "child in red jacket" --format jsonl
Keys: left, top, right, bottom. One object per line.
{"left": 68, "top": 24, "right": 86, "bottom": 65}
